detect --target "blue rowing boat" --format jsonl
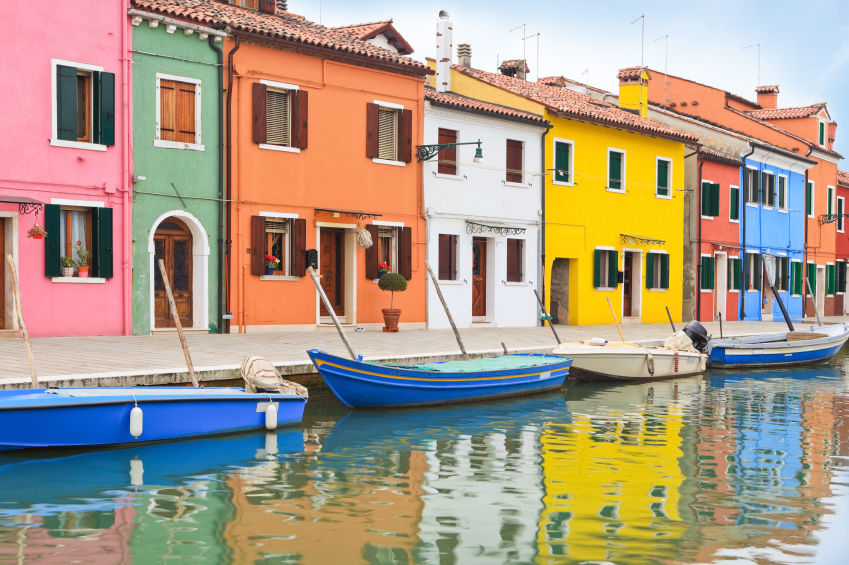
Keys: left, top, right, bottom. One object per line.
{"left": 0, "top": 387, "right": 307, "bottom": 451}
{"left": 307, "top": 350, "right": 573, "bottom": 408}
{"left": 706, "top": 323, "right": 849, "bottom": 368}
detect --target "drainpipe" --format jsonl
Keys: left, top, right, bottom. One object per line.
{"left": 225, "top": 36, "right": 241, "bottom": 333}
{"left": 803, "top": 144, "right": 814, "bottom": 319}
{"left": 122, "top": 0, "right": 133, "bottom": 336}
{"left": 209, "top": 30, "right": 225, "bottom": 334}
{"left": 739, "top": 144, "right": 756, "bottom": 321}
{"left": 697, "top": 155, "right": 704, "bottom": 322}
{"left": 540, "top": 121, "right": 552, "bottom": 326}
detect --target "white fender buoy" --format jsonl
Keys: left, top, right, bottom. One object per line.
{"left": 130, "top": 459, "right": 144, "bottom": 486}
{"left": 265, "top": 403, "right": 278, "bottom": 430}
{"left": 130, "top": 406, "right": 143, "bottom": 438}
{"left": 265, "top": 432, "right": 279, "bottom": 456}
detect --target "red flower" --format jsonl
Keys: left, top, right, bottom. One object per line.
{"left": 76, "top": 241, "right": 81, "bottom": 246}
{"left": 265, "top": 255, "right": 277, "bottom": 262}
{"left": 379, "top": 262, "right": 389, "bottom": 270}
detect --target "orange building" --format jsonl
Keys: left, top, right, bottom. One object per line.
{"left": 139, "top": 0, "right": 431, "bottom": 331}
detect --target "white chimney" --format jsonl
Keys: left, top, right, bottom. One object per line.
{"left": 457, "top": 43, "right": 471, "bottom": 69}
{"left": 436, "top": 10, "right": 452, "bottom": 92}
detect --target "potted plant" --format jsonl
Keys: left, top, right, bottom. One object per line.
{"left": 378, "top": 262, "right": 390, "bottom": 278}
{"left": 265, "top": 254, "right": 279, "bottom": 275}
{"left": 75, "top": 246, "right": 92, "bottom": 278}
{"left": 378, "top": 272, "right": 407, "bottom": 332}
{"left": 60, "top": 256, "right": 75, "bottom": 277}
{"left": 27, "top": 224, "right": 47, "bottom": 240}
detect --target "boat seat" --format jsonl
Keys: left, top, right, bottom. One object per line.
{"left": 786, "top": 332, "right": 828, "bottom": 341}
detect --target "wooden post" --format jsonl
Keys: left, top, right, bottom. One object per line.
{"left": 7, "top": 255, "right": 38, "bottom": 388}
{"left": 424, "top": 260, "right": 469, "bottom": 361}
{"left": 533, "top": 289, "right": 561, "bottom": 344}
{"left": 606, "top": 297, "right": 627, "bottom": 343}
{"left": 501, "top": 342, "right": 508, "bottom": 355}
{"left": 308, "top": 266, "right": 357, "bottom": 360}
{"left": 665, "top": 306, "right": 676, "bottom": 333}
{"left": 806, "top": 277, "right": 822, "bottom": 327}
{"left": 158, "top": 259, "right": 199, "bottom": 387}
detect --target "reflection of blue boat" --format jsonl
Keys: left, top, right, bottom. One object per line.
{"left": 0, "top": 387, "right": 307, "bottom": 451}
{"left": 307, "top": 350, "right": 572, "bottom": 408}
{"left": 706, "top": 324, "right": 849, "bottom": 368}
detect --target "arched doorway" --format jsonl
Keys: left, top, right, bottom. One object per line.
{"left": 154, "top": 217, "right": 193, "bottom": 328}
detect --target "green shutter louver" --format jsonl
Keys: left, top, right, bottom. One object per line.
{"left": 661, "top": 253, "right": 669, "bottom": 289}
{"left": 820, "top": 122, "right": 825, "bottom": 145}
{"left": 646, "top": 252, "right": 654, "bottom": 288}
{"left": 839, "top": 262, "right": 847, "bottom": 293}
{"left": 752, "top": 171, "right": 760, "bottom": 205}
{"left": 793, "top": 262, "right": 802, "bottom": 295}
{"left": 92, "top": 207, "right": 113, "bottom": 278}
{"left": 56, "top": 65, "right": 77, "bottom": 141}
{"left": 657, "top": 160, "right": 669, "bottom": 196}
{"left": 44, "top": 204, "right": 61, "bottom": 277}
{"left": 807, "top": 182, "right": 813, "bottom": 216}
{"left": 826, "top": 264, "right": 836, "bottom": 295}
{"left": 807, "top": 263, "right": 816, "bottom": 295}
{"left": 766, "top": 175, "right": 775, "bottom": 207}
{"left": 828, "top": 187, "right": 834, "bottom": 216}
{"left": 608, "top": 250, "right": 619, "bottom": 288}
{"left": 736, "top": 258, "right": 743, "bottom": 291}
{"left": 555, "top": 142, "right": 570, "bottom": 183}
{"left": 701, "top": 181, "right": 711, "bottom": 216}
{"left": 97, "top": 71, "right": 115, "bottom": 146}
{"left": 753, "top": 255, "right": 762, "bottom": 290}
{"left": 710, "top": 183, "right": 720, "bottom": 217}
{"left": 593, "top": 249, "right": 602, "bottom": 288}
{"left": 609, "top": 151, "right": 622, "bottom": 189}
{"left": 743, "top": 168, "right": 750, "bottom": 202}
{"left": 730, "top": 186, "right": 739, "bottom": 220}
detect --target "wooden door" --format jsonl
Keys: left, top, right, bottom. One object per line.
{"left": 623, "top": 252, "right": 633, "bottom": 317}
{"left": 0, "top": 218, "right": 4, "bottom": 329}
{"left": 154, "top": 218, "right": 193, "bottom": 328}
{"left": 472, "top": 237, "right": 487, "bottom": 317}
{"left": 320, "top": 228, "right": 345, "bottom": 317}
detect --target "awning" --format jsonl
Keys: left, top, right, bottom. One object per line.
{"left": 0, "top": 194, "right": 44, "bottom": 215}
{"left": 620, "top": 233, "right": 665, "bottom": 246}
{"left": 466, "top": 221, "right": 526, "bottom": 236}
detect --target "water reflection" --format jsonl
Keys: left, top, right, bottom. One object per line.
{"left": 0, "top": 358, "right": 847, "bottom": 564}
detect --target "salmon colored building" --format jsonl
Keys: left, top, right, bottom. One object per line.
{"left": 837, "top": 169, "right": 849, "bottom": 313}
{"left": 137, "top": 0, "right": 431, "bottom": 332}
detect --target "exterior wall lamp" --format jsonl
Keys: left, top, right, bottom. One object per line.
{"left": 416, "top": 140, "right": 483, "bottom": 163}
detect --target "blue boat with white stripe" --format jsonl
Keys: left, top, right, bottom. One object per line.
{"left": 706, "top": 323, "right": 849, "bottom": 368}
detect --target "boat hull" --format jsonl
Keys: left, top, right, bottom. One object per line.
{"left": 707, "top": 324, "right": 849, "bottom": 368}
{"left": 552, "top": 347, "right": 706, "bottom": 382}
{"left": 0, "top": 388, "right": 307, "bottom": 451}
{"left": 308, "top": 350, "right": 572, "bottom": 408}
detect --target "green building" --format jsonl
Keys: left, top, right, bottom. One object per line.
{"left": 129, "top": 9, "right": 225, "bottom": 334}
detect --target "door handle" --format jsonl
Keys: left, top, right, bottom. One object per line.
{"left": 325, "top": 272, "right": 332, "bottom": 281}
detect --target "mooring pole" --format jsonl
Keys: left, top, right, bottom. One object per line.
{"left": 308, "top": 266, "right": 357, "bottom": 360}
{"left": 665, "top": 306, "right": 676, "bottom": 333}
{"left": 424, "top": 261, "right": 469, "bottom": 361}
{"left": 158, "top": 259, "right": 199, "bottom": 387}
{"left": 533, "top": 289, "right": 561, "bottom": 344}
{"left": 7, "top": 255, "right": 37, "bottom": 388}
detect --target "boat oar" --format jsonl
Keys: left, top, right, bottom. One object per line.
{"left": 806, "top": 277, "right": 822, "bottom": 327}
{"left": 533, "top": 289, "right": 561, "bottom": 345}
{"left": 605, "top": 297, "right": 627, "bottom": 343}
{"left": 307, "top": 266, "right": 357, "bottom": 360}
{"left": 158, "top": 259, "right": 199, "bottom": 387}
{"left": 665, "top": 306, "right": 676, "bottom": 333}
{"left": 718, "top": 311, "right": 723, "bottom": 339}
{"left": 7, "top": 254, "right": 37, "bottom": 388}
{"left": 424, "top": 261, "right": 469, "bottom": 361}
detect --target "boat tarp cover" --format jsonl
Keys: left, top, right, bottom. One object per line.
{"left": 376, "top": 355, "right": 564, "bottom": 373}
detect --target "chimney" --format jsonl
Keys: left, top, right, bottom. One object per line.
{"left": 617, "top": 67, "right": 649, "bottom": 117}
{"left": 457, "top": 43, "right": 471, "bottom": 69}
{"left": 258, "top": 0, "right": 277, "bottom": 14}
{"left": 436, "top": 10, "right": 453, "bottom": 92}
{"left": 276, "top": 0, "right": 288, "bottom": 13}
{"left": 756, "top": 85, "right": 779, "bottom": 109}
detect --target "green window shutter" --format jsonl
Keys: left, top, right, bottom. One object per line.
{"left": 759, "top": 172, "right": 767, "bottom": 204}
{"left": 742, "top": 168, "right": 749, "bottom": 202}
{"left": 736, "top": 258, "right": 744, "bottom": 291}
{"left": 828, "top": 187, "right": 834, "bottom": 216}
{"left": 820, "top": 122, "right": 825, "bottom": 145}
{"left": 608, "top": 250, "right": 619, "bottom": 288}
{"left": 92, "top": 207, "right": 113, "bottom": 278}
{"left": 807, "top": 182, "right": 813, "bottom": 216}
{"left": 56, "top": 65, "right": 77, "bottom": 141}
{"left": 767, "top": 176, "right": 775, "bottom": 207}
{"left": 700, "top": 256, "right": 708, "bottom": 289}
{"left": 555, "top": 142, "right": 570, "bottom": 183}
{"left": 710, "top": 183, "right": 720, "bottom": 217}
{"left": 753, "top": 255, "right": 761, "bottom": 290}
{"left": 728, "top": 258, "right": 735, "bottom": 289}
{"left": 795, "top": 262, "right": 803, "bottom": 295}
{"left": 593, "top": 250, "right": 602, "bottom": 288}
{"left": 661, "top": 253, "right": 669, "bottom": 289}
{"left": 646, "top": 252, "right": 654, "bottom": 288}
{"left": 807, "top": 263, "right": 816, "bottom": 295}
{"left": 778, "top": 177, "right": 785, "bottom": 209}
{"left": 701, "top": 181, "right": 710, "bottom": 216}
{"left": 609, "top": 152, "right": 622, "bottom": 189}
{"left": 657, "top": 160, "right": 668, "bottom": 195}
{"left": 827, "top": 264, "right": 835, "bottom": 295}
{"left": 44, "top": 204, "right": 61, "bottom": 277}
{"left": 752, "top": 172, "right": 760, "bottom": 204}
{"left": 730, "top": 186, "right": 739, "bottom": 220}
{"left": 710, "top": 257, "right": 716, "bottom": 290}
{"left": 97, "top": 71, "right": 115, "bottom": 146}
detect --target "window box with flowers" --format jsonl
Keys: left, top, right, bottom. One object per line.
{"left": 265, "top": 254, "right": 280, "bottom": 276}
{"left": 378, "top": 262, "right": 390, "bottom": 278}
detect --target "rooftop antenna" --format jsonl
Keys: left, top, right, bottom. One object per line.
{"left": 632, "top": 15, "right": 645, "bottom": 115}
{"left": 523, "top": 32, "right": 540, "bottom": 81}
{"left": 510, "top": 23, "right": 526, "bottom": 77}
{"left": 743, "top": 43, "right": 760, "bottom": 85}
{"left": 655, "top": 35, "right": 668, "bottom": 109}
{"left": 582, "top": 69, "right": 589, "bottom": 87}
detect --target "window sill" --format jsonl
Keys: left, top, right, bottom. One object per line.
{"left": 595, "top": 287, "right": 616, "bottom": 292}
{"left": 50, "top": 139, "right": 107, "bottom": 152}
{"left": 259, "top": 143, "right": 300, "bottom": 154}
{"left": 730, "top": 219, "right": 740, "bottom": 224}
{"left": 655, "top": 193, "right": 672, "bottom": 200}
{"left": 434, "top": 172, "right": 462, "bottom": 181}
{"left": 700, "top": 289, "right": 713, "bottom": 293}
{"left": 701, "top": 216, "right": 714, "bottom": 221}
{"left": 729, "top": 290, "right": 739, "bottom": 293}
{"left": 747, "top": 289, "right": 760, "bottom": 293}
{"left": 260, "top": 275, "right": 298, "bottom": 281}
{"left": 606, "top": 187, "right": 625, "bottom": 193}
{"left": 373, "top": 158, "right": 405, "bottom": 167}
{"left": 503, "top": 281, "right": 529, "bottom": 286}
{"left": 649, "top": 288, "right": 668, "bottom": 292}
{"left": 438, "top": 279, "right": 463, "bottom": 285}
{"left": 503, "top": 181, "right": 529, "bottom": 189}
{"left": 51, "top": 277, "right": 106, "bottom": 284}
{"left": 154, "top": 139, "right": 205, "bottom": 152}
{"left": 746, "top": 203, "right": 759, "bottom": 208}
{"left": 552, "top": 180, "right": 573, "bottom": 187}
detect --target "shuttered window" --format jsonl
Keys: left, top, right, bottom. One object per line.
{"left": 438, "top": 128, "right": 457, "bottom": 175}
{"left": 701, "top": 182, "right": 719, "bottom": 217}
{"left": 593, "top": 249, "right": 618, "bottom": 289}
{"left": 506, "top": 239, "right": 524, "bottom": 282}
{"left": 838, "top": 197, "right": 845, "bottom": 232}
{"left": 820, "top": 121, "right": 826, "bottom": 145}
{"left": 748, "top": 254, "right": 762, "bottom": 290}
{"left": 554, "top": 141, "right": 571, "bottom": 183}
{"left": 378, "top": 227, "right": 396, "bottom": 273}
{"left": 728, "top": 257, "right": 743, "bottom": 291}
{"left": 838, "top": 261, "right": 847, "bottom": 293}
{"left": 645, "top": 252, "right": 669, "bottom": 290}
{"left": 792, "top": 261, "right": 803, "bottom": 295}
{"left": 266, "top": 88, "right": 291, "bottom": 147}
{"left": 700, "top": 256, "right": 715, "bottom": 290}
{"left": 759, "top": 172, "right": 768, "bottom": 205}
{"left": 265, "top": 219, "right": 290, "bottom": 275}
{"left": 438, "top": 234, "right": 458, "bottom": 280}
{"left": 730, "top": 186, "right": 739, "bottom": 220}
{"left": 608, "top": 150, "right": 624, "bottom": 190}
{"left": 56, "top": 64, "right": 115, "bottom": 146}
{"left": 827, "top": 264, "right": 836, "bottom": 295}
{"left": 807, "top": 263, "right": 817, "bottom": 296}
{"left": 378, "top": 107, "right": 397, "bottom": 161}
{"left": 774, "top": 257, "right": 790, "bottom": 291}
{"left": 159, "top": 79, "right": 197, "bottom": 144}
{"left": 656, "top": 159, "right": 670, "bottom": 196}
{"left": 745, "top": 169, "right": 760, "bottom": 203}
{"left": 828, "top": 186, "right": 834, "bottom": 216}
{"left": 778, "top": 176, "right": 786, "bottom": 210}
{"left": 506, "top": 139, "right": 523, "bottom": 183}
{"left": 44, "top": 204, "right": 113, "bottom": 278}
{"left": 764, "top": 173, "right": 775, "bottom": 207}
{"left": 807, "top": 182, "right": 814, "bottom": 217}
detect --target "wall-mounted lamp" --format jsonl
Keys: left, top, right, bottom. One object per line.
{"left": 416, "top": 140, "right": 483, "bottom": 163}
{"left": 133, "top": 175, "right": 146, "bottom": 183}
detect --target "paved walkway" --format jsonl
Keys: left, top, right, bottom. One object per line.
{"left": 0, "top": 319, "right": 822, "bottom": 389}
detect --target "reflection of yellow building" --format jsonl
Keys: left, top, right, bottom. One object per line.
{"left": 536, "top": 405, "right": 687, "bottom": 563}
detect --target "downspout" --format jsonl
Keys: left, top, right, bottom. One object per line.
{"left": 225, "top": 36, "right": 240, "bottom": 333}
{"left": 697, "top": 155, "right": 704, "bottom": 321}
{"left": 803, "top": 144, "right": 814, "bottom": 319}
{"left": 541, "top": 120, "right": 553, "bottom": 326}
{"left": 739, "top": 144, "right": 756, "bottom": 321}
{"left": 209, "top": 30, "right": 225, "bottom": 334}
{"left": 122, "top": 0, "right": 132, "bottom": 336}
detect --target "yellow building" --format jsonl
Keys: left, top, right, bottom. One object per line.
{"left": 429, "top": 59, "right": 697, "bottom": 324}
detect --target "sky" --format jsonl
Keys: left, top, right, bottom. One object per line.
{"left": 291, "top": 0, "right": 849, "bottom": 158}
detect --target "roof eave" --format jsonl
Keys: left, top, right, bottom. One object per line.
{"left": 426, "top": 98, "right": 547, "bottom": 127}
{"left": 550, "top": 109, "right": 698, "bottom": 146}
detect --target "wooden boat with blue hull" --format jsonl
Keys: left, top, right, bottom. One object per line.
{"left": 0, "top": 387, "right": 307, "bottom": 451}
{"left": 307, "top": 350, "right": 573, "bottom": 408}
{"left": 706, "top": 323, "right": 849, "bottom": 369}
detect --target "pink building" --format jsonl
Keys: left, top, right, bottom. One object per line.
{"left": 0, "top": 1, "right": 132, "bottom": 336}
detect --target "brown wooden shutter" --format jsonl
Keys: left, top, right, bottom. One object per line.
{"left": 365, "top": 224, "right": 379, "bottom": 279}
{"left": 400, "top": 226, "right": 412, "bottom": 280}
{"left": 291, "top": 218, "right": 306, "bottom": 276}
{"left": 296, "top": 90, "right": 308, "bottom": 149}
{"left": 507, "top": 239, "right": 518, "bottom": 282}
{"left": 366, "top": 103, "right": 379, "bottom": 158}
{"left": 250, "top": 216, "right": 266, "bottom": 276}
{"left": 438, "top": 234, "right": 450, "bottom": 279}
{"left": 438, "top": 129, "right": 457, "bottom": 175}
{"left": 176, "top": 82, "right": 196, "bottom": 144}
{"left": 518, "top": 239, "right": 524, "bottom": 281}
{"left": 449, "top": 235, "right": 457, "bottom": 279}
{"left": 160, "top": 79, "right": 177, "bottom": 141}
{"left": 252, "top": 83, "right": 267, "bottom": 144}
{"left": 398, "top": 109, "right": 413, "bottom": 163}
{"left": 506, "top": 140, "right": 523, "bottom": 183}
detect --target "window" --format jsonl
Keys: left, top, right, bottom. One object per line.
{"left": 828, "top": 186, "right": 835, "bottom": 216}
{"left": 608, "top": 149, "right": 625, "bottom": 191}
{"left": 777, "top": 176, "right": 787, "bottom": 210}
{"left": 59, "top": 207, "right": 91, "bottom": 265}
{"left": 791, "top": 261, "right": 803, "bottom": 295}
{"left": 645, "top": 252, "right": 669, "bottom": 290}
{"left": 438, "top": 234, "right": 458, "bottom": 280}
{"left": 762, "top": 172, "right": 775, "bottom": 207}
{"left": 743, "top": 168, "right": 759, "bottom": 203}
{"left": 378, "top": 227, "right": 396, "bottom": 273}
{"left": 593, "top": 249, "right": 618, "bottom": 289}
{"left": 701, "top": 181, "right": 719, "bottom": 217}
{"left": 232, "top": 0, "right": 259, "bottom": 8}
{"left": 775, "top": 257, "right": 790, "bottom": 291}
{"left": 437, "top": 128, "right": 457, "bottom": 175}
{"left": 700, "top": 255, "right": 715, "bottom": 290}
{"left": 366, "top": 102, "right": 411, "bottom": 163}
{"left": 250, "top": 216, "right": 306, "bottom": 277}
{"left": 730, "top": 186, "right": 740, "bottom": 221}
{"left": 506, "top": 239, "right": 524, "bottom": 282}
{"left": 253, "top": 81, "right": 308, "bottom": 152}
{"left": 807, "top": 263, "right": 817, "bottom": 296}
{"left": 553, "top": 139, "right": 573, "bottom": 185}
{"left": 728, "top": 257, "right": 743, "bottom": 291}
{"left": 820, "top": 121, "right": 826, "bottom": 146}
{"left": 265, "top": 218, "right": 291, "bottom": 276}
{"left": 838, "top": 197, "right": 845, "bottom": 232}
{"left": 53, "top": 60, "right": 115, "bottom": 148}
{"left": 43, "top": 203, "right": 113, "bottom": 278}
{"left": 506, "top": 139, "right": 524, "bottom": 183}
{"left": 838, "top": 261, "right": 847, "bottom": 293}
{"left": 807, "top": 181, "right": 814, "bottom": 217}
{"left": 826, "top": 264, "right": 836, "bottom": 296}
{"left": 156, "top": 74, "right": 202, "bottom": 150}
{"left": 747, "top": 253, "right": 762, "bottom": 291}
{"left": 656, "top": 158, "right": 671, "bottom": 197}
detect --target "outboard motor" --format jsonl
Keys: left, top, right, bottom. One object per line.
{"left": 682, "top": 320, "right": 711, "bottom": 353}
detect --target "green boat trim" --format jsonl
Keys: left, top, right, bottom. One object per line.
{"left": 372, "top": 354, "right": 565, "bottom": 373}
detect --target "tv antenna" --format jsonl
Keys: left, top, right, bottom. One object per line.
{"left": 655, "top": 35, "right": 668, "bottom": 109}
{"left": 743, "top": 44, "right": 760, "bottom": 85}
{"left": 510, "top": 24, "right": 527, "bottom": 77}
{"left": 523, "top": 32, "right": 540, "bottom": 81}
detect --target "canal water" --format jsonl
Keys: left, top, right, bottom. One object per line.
{"left": 1, "top": 358, "right": 847, "bottom": 563}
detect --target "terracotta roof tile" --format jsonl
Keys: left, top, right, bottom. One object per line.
{"left": 838, "top": 169, "right": 849, "bottom": 187}
{"left": 130, "top": 0, "right": 428, "bottom": 74}
{"left": 747, "top": 104, "right": 824, "bottom": 120}
{"left": 699, "top": 146, "right": 742, "bottom": 166}
{"left": 617, "top": 66, "right": 648, "bottom": 81}
{"left": 330, "top": 18, "right": 413, "bottom": 55}
{"left": 425, "top": 88, "right": 546, "bottom": 124}
{"left": 453, "top": 65, "right": 697, "bottom": 144}
{"left": 755, "top": 85, "right": 779, "bottom": 94}
{"left": 725, "top": 91, "right": 761, "bottom": 109}
{"left": 538, "top": 76, "right": 606, "bottom": 93}
{"left": 499, "top": 59, "right": 530, "bottom": 73}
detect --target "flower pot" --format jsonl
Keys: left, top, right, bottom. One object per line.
{"left": 378, "top": 271, "right": 388, "bottom": 278}
{"left": 77, "top": 267, "right": 90, "bottom": 278}
{"left": 266, "top": 267, "right": 274, "bottom": 275}
{"left": 61, "top": 267, "right": 74, "bottom": 277}
{"left": 32, "top": 234, "right": 43, "bottom": 240}
{"left": 382, "top": 308, "right": 401, "bottom": 332}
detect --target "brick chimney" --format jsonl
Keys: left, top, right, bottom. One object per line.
{"left": 457, "top": 43, "right": 471, "bottom": 69}
{"left": 436, "top": 10, "right": 453, "bottom": 92}
{"left": 756, "top": 85, "right": 779, "bottom": 110}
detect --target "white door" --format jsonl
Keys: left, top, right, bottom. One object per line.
{"left": 817, "top": 266, "right": 826, "bottom": 318}
{"left": 716, "top": 254, "right": 727, "bottom": 321}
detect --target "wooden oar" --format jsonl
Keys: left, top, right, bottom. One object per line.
{"left": 158, "top": 259, "right": 199, "bottom": 387}
{"left": 424, "top": 260, "right": 469, "bottom": 361}
{"left": 7, "top": 255, "right": 37, "bottom": 388}
{"left": 605, "top": 297, "right": 626, "bottom": 343}
{"left": 307, "top": 266, "right": 357, "bottom": 360}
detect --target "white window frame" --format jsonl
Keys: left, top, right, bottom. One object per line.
{"left": 375, "top": 226, "right": 398, "bottom": 280}
{"left": 745, "top": 166, "right": 759, "bottom": 206}
{"left": 808, "top": 181, "right": 816, "bottom": 218}
{"left": 819, "top": 119, "right": 827, "bottom": 147}
{"left": 762, "top": 171, "right": 774, "bottom": 209}
{"left": 505, "top": 237, "right": 528, "bottom": 285}
{"left": 552, "top": 137, "right": 575, "bottom": 187}
{"left": 791, "top": 259, "right": 802, "bottom": 297}
{"left": 594, "top": 246, "right": 615, "bottom": 291}
{"left": 50, "top": 58, "right": 107, "bottom": 152}
{"left": 838, "top": 197, "right": 846, "bottom": 233}
{"left": 154, "top": 73, "right": 204, "bottom": 151}
{"left": 700, "top": 253, "right": 714, "bottom": 293}
{"left": 701, "top": 179, "right": 715, "bottom": 220}
{"left": 655, "top": 156, "right": 673, "bottom": 199}
{"left": 648, "top": 251, "right": 664, "bottom": 289}
{"left": 729, "top": 184, "right": 740, "bottom": 224}
{"left": 728, "top": 255, "right": 740, "bottom": 293}
{"left": 372, "top": 99, "right": 405, "bottom": 166}
{"left": 259, "top": 80, "right": 300, "bottom": 154}
{"left": 746, "top": 250, "right": 761, "bottom": 292}
{"left": 828, "top": 185, "right": 836, "bottom": 217}
{"left": 606, "top": 148, "right": 626, "bottom": 193}
{"left": 777, "top": 175, "right": 788, "bottom": 213}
